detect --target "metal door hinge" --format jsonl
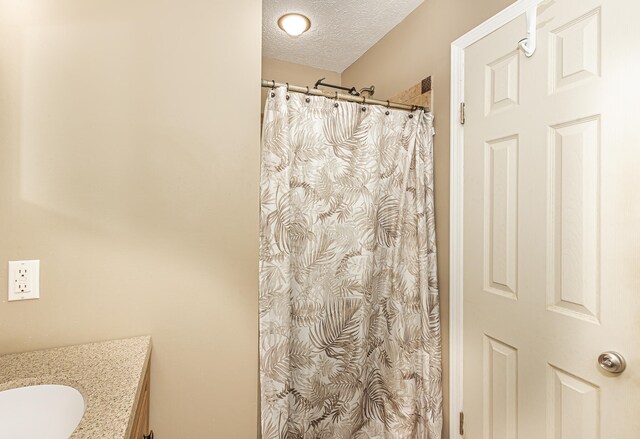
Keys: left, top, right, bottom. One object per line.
{"left": 460, "top": 102, "right": 466, "bottom": 125}
{"left": 459, "top": 412, "right": 464, "bottom": 436}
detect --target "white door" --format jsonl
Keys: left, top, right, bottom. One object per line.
{"left": 463, "top": 0, "right": 640, "bottom": 438}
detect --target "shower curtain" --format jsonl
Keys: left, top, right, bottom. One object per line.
{"left": 259, "top": 86, "right": 442, "bottom": 439}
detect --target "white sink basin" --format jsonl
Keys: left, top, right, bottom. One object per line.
{"left": 0, "top": 384, "right": 85, "bottom": 439}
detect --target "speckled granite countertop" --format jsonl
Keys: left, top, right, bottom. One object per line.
{"left": 0, "top": 336, "right": 151, "bottom": 439}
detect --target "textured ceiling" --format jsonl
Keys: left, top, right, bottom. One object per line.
{"left": 263, "top": 0, "right": 424, "bottom": 73}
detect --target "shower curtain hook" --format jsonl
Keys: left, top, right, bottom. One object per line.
{"left": 386, "top": 100, "right": 391, "bottom": 108}
{"left": 270, "top": 80, "right": 276, "bottom": 89}
{"left": 285, "top": 83, "right": 290, "bottom": 92}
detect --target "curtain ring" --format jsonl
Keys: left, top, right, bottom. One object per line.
{"left": 270, "top": 80, "right": 276, "bottom": 89}
{"left": 306, "top": 86, "right": 310, "bottom": 94}
{"left": 285, "top": 83, "right": 290, "bottom": 92}
{"left": 386, "top": 100, "right": 391, "bottom": 108}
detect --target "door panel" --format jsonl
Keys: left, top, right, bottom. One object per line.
{"left": 547, "top": 115, "right": 600, "bottom": 323}
{"left": 547, "top": 365, "right": 599, "bottom": 439}
{"left": 483, "top": 336, "right": 518, "bottom": 439}
{"left": 485, "top": 135, "right": 519, "bottom": 300}
{"left": 463, "top": 0, "right": 640, "bottom": 438}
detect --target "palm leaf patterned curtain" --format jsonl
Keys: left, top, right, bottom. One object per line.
{"left": 260, "top": 86, "right": 442, "bottom": 439}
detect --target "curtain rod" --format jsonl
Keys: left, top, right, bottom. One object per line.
{"left": 261, "top": 80, "right": 429, "bottom": 113}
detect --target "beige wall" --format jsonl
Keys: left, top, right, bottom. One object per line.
{"left": 261, "top": 57, "right": 341, "bottom": 110}
{"left": 0, "top": 0, "right": 261, "bottom": 437}
{"left": 342, "top": 0, "right": 513, "bottom": 436}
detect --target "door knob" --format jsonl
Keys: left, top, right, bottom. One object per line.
{"left": 598, "top": 351, "right": 626, "bottom": 374}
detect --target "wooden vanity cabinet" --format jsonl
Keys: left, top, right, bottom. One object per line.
{"left": 129, "top": 361, "right": 152, "bottom": 439}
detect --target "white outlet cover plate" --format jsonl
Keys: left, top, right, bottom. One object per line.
{"left": 8, "top": 260, "right": 40, "bottom": 301}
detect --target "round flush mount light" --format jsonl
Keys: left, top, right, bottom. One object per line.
{"left": 278, "top": 13, "right": 311, "bottom": 37}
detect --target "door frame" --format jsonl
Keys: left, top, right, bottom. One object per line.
{"left": 448, "top": 0, "right": 542, "bottom": 437}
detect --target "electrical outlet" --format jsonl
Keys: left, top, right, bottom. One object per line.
{"left": 8, "top": 260, "right": 40, "bottom": 301}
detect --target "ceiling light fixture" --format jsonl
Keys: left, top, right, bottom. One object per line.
{"left": 278, "top": 13, "right": 311, "bottom": 37}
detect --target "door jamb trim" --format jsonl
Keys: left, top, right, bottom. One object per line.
{"left": 449, "top": 1, "right": 542, "bottom": 437}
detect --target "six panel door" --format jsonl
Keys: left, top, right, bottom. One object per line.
{"left": 462, "top": 0, "right": 640, "bottom": 437}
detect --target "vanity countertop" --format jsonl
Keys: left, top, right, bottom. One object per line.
{"left": 0, "top": 336, "right": 151, "bottom": 439}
